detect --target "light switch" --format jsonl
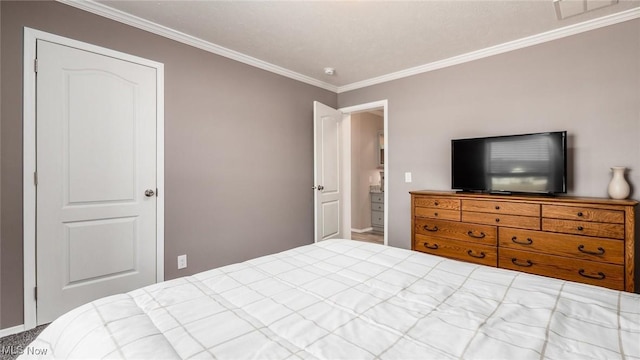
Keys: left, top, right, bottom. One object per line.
{"left": 405, "top": 172, "right": 412, "bottom": 183}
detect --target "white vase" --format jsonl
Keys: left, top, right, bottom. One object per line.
{"left": 607, "top": 166, "right": 630, "bottom": 199}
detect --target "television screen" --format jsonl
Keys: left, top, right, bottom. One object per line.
{"left": 451, "top": 131, "right": 567, "bottom": 194}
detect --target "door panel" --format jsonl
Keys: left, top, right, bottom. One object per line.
{"left": 320, "top": 117, "right": 339, "bottom": 193}
{"left": 322, "top": 201, "right": 340, "bottom": 238}
{"left": 66, "top": 217, "right": 137, "bottom": 284}
{"left": 66, "top": 71, "right": 137, "bottom": 203}
{"left": 313, "top": 102, "right": 342, "bottom": 242}
{"left": 36, "top": 39, "right": 157, "bottom": 324}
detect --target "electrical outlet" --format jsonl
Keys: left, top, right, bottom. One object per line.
{"left": 177, "top": 254, "right": 187, "bottom": 269}
{"left": 404, "top": 172, "right": 412, "bottom": 183}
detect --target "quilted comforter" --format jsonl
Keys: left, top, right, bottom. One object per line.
{"left": 20, "top": 239, "right": 640, "bottom": 359}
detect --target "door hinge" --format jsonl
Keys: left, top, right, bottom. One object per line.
{"left": 34, "top": 59, "right": 38, "bottom": 73}
{"left": 156, "top": 188, "right": 159, "bottom": 197}
{"left": 34, "top": 287, "right": 38, "bottom": 301}
{"left": 34, "top": 172, "right": 38, "bottom": 186}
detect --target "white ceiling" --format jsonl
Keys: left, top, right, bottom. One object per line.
{"left": 79, "top": 0, "right": 640, "bottom": 92}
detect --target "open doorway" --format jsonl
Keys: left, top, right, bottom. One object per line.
{"left": 338, "top": 100, "right": 388, "bottom": 246}
{"left": 349, "top": 109, "right": 384, "bottom": 245}
{"left": 312, "top": 100, "right": 388, "bottom": 245}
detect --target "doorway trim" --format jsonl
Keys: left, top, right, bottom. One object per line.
{"left": 338, "top": 100, "right": 389, "bottom": 245}
{"left": 22, "top": 27, "right": 165, "bottom": 330}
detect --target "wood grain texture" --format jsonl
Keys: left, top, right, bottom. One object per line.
{"left": 542, "top": 204, "right": 624, "bottom": 223}
{"left": 463, "top": 211, "right": 540, "bottom": 230}
{"left": 499, "top": 248, "right": 624, "bottom": 290}
{"left": 415, "top": 207, "right": 460, "bottom": 221}
{"left": 462, "top": 199, "right": 540, "bottom": 216}
{"left": 414, "top": 218, "right": 497, "bottom": 245}
{"left": 542, "top": 219, "right": 624, "bottom": 239}
{"left": 415, "top": 234, "right": 497, "bottom": 267}
{"left": 624, "top": 205, "right": 635, "bottom": 292}
{"left": 410, "top": 191, "right": 637, "bottom": 292}
{"left": 499, "top": 228, "right": 624, "bottom": 264}
{"left": 414, "top": 197, "right": 460, "bottom": 210}
{"left": 409, "top": 190, "right": 638, "bottom": 208}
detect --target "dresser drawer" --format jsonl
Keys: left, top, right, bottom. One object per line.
{"left": 499, "top": 248, "right": 624, "bottom": 290}
{"left": 372, "top": 211, "right": 384, "bottom": 226}
{"left": 542, "top": 205, "right": 624, "bottom": 224}
{"left": 499, "top": 228, "right": 624, "bottom": 264}
{"left": 371, "top": 202, "right": 384, "bottom": 212}
{"left": 415, "top": 234, "right": 497, "bottom": 267}
{"left": 414, "top": 197, "right": 460, "bottom": 210}
{"left": 542, "top": 219, "right": 624, "bottom": 239}
{"left": 462, "top": 211, "right": 540, "bottom": 230}
{"left": 462, "top": 200, "right": 540, "bottom": 216}
{"left": 415, "top": 207, "right": 460, "bottom": 221}
{"left": 414, "top": 218, "right": 496, "bottom": 245}
{"left": 371, "top": 193, "right": 384, "bottom": 203}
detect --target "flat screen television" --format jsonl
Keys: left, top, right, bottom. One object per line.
{"left": 451, "top": 131, "right": 567, "bottom": 195}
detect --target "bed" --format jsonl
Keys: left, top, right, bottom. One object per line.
{"left": 20, "top": 239, "right": 640, "bottom": 359}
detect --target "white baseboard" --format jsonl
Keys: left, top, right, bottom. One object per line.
{"left": 351, "top": 227, "right": 373, "bottom": 233}
{"left": 0, "top": 324, "right": 25, "bottom": 338}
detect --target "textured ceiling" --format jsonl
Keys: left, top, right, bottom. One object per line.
{"left": 94, "top": 0, "right": 640, "bottom": 88}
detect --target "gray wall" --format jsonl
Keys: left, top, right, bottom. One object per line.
{"left": 0, "top": 0, "right": 336, "bottom": 329}
{"left": 339, "top": 19, "right": 640, "bottom": 290}
{"left": 2, "top": 2, "right": 639, "bottom": 330}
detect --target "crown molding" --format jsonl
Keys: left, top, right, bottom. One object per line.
{"left": 58, "top": 1, "right": 638, "bottom": 95}
{"left": 56, "top": 0, "right": 339, "bottom": 93}
{"left": 337, "top": 6, "right": 640, "bottom": 93}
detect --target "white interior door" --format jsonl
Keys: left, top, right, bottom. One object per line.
{"left": 36, "top": 39, "right": 158, "bottom": 324}
{"left": 313, "top": 102, "right": 343, "bottom": 242}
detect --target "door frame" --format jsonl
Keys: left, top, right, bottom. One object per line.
{"left": 339, "top": 100, "right": 389, "bottom": 246}
{"left": 22, "top": 27, "right": 165, "bottom": 330}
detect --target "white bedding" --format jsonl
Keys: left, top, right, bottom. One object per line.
{"left": 20, "top": 239, "right": 640, "bottom": 359}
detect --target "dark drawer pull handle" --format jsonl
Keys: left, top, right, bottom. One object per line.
{"left": 511, "top": 236, "right": 533, "bottom": 245}
{"left": 577, "top": 226, "right": 584, "bottom": 231}
{"left": 467, "top": 231, "right": 486, "bottom": 239}
{"left": 423, "top": 242, "right": 439, "bottom": 250}
{"left": 511, "top": 258, "right": 533, "bottom": 267}
{"left": 434, "top": 201, "right": 439, "bottom": 206}
{"left": 577, "top": 212, "right": 584, "bottom": 217}
{"left": 495, "top": 218, "right": 500, "bottom": 223}
{"left": 434, "top": 212, "right": 439, "bottom": 217}
{"left": 467, "top": 250, "right": 486, "bottom": 259}
{"left": 578, "top": 269, "right": 605, "bottom": 280}
{"left": 495, "top": 206, "right": 500, "bottom": 210}
{"left": 578, "top": 245, "right": 605, "bottom": 256}
{"left": 423, "top": 225, "right": 439, "bottom": 232}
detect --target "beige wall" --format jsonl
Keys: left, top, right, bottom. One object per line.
{"left": 339, "top": 19, "right": 640, "bottom": 289}
{"left": 350, "top": 113, "right": 383, "bottom": 230}
{"left": 0, "top": 0, "right": 336, "bottom": 328}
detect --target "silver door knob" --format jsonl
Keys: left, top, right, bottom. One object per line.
{"left": 145, "top": 189, "right": 155, "bottom": 197}
{"left": 317, "top": 185, "right": 324, "bottom": 191}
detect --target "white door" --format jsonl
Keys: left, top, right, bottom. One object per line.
{"left": 36, "top": 40, "right": 158, "bottom": 324}
{"left": 313, "top": 102, "right": 343, "bottom": 242}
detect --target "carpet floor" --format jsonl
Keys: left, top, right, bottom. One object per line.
{"left": 0, "top": 325, "right": 48, "bottom": 360}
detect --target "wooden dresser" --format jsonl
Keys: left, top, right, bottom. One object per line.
{"left": 410, "top": 190, "right": 637, "bottom": 292}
